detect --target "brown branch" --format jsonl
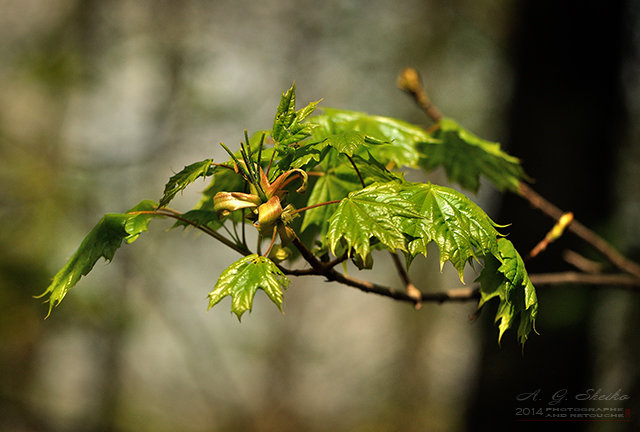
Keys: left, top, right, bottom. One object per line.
{"left": 396, "top": 67, "right": 640, "bottom": 281}
{"left": 562, "top": 249, "right": 605, "bottom": 274}
{"left": 389, "top": 252, "right": 422, "bottom": 308}
{"left": 397, "top": 67, "right": 443, "bottom": 123}
{"left": 518, "top": 183, "right": 640, "bottom": 279}
{"left": 529, "top": 272, "right": 640, "bottom": 288}
{"left": 281, "top": 239, "right": 640, "bottom": 306}
{"left": 325, "top": 252, "right": 348, "bottom": 268}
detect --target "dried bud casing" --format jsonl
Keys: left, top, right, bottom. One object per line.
{"left": 256, "top": 196, "right": 283, "bottom": 231}
{"left": 213, "top": 192, "right": 261, "bottom": 216}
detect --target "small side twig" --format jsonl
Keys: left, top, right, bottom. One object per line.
{"left": 527, "top": 212, "right": 573, "bottom": 260}
{"left": 562, "top": 250, "right": 605, "bottom": 274}
{"left": 397, "top": 67, "right": 443, "bottom": 123}
{"left": 389, "top": 252, "right": 422, "bottom": 308}
{"left": 518, "top": 183, "right": 640, "bottom": 279}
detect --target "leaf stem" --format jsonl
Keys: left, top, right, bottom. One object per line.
{"left": 280, "top": 173, "right": 302, "bottom": 190}
{"left": 264, "top": 227, "right": 278, "bottom": 257}
{"left": 128, "top": 209, "right": 251, "bottom": 256}
{"left": 257, "top": 132, "right": 265, "bottom": 166}
{"left": 346, "top": 155, "right": 366, "bottom": 188}
{"left": 266, "top": 146, "right": 276, "bottom": 177}
{"left": 291, "top": 199, "right": 342, "bottom": 215}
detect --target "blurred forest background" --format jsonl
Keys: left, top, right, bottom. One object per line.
{"left": 1, "top": 0, "right": 640, "bottom": 431}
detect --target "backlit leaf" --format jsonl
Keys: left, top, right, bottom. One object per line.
{"left": 398, "top": 183, "right": 501, "bottom": 280}
{"left": 417, "top": 118, "right": 527, "bottom": 192}
{"left": 272, "top": 83, "right": 319, "bottom": 146}
{"left": 310, "top": 108, "right": 431, "bottom": 167}
{"left": 300, "top": 163, "right": 362, "bottom": 235}
{"left": 326, "top": 182, "right": 421, "bottom": 262}
{"left": 159, "top": 159, "right": 214, "bottom": 207}
{"left": 476, "top": 238, "right": 538, "bottom": 347}
{"left": 208, "top": 254, "right": 289, "bottom": 320}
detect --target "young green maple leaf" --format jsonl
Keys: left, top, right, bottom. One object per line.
{"left": 272, "top": 83, "right": 320, "bottom": 147}
{"left": 300, "top": 149, "right": 401, "bottom": 237}
{"left": 208, "top": 254, "right": 289, "bottom": 320}
{"left": 417, "top": 118, "right": 527, "bottom": 193}
{"left": 309, "top": 108, "right": 432, "bottom": 167}
{"left": 300, "top": 163, "right": 363, "bottom": 235}
{"left": 476, "top": 238, "right": 538, "bottom": 347}
{"left": 38, "top": 200, "right": 159, "bottom": 316}
{"left": 398, "top": 182, "right": 501, "bottom": 280}
{"left": 159, "top": 159, "right": 214, "bottom": 207}
{"left": 326, "top": 182, "right": 421, "bottom": 263}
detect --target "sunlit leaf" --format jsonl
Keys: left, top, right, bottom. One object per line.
{"left": 208, "top": 254, "right": 289, "bottom": 320}
{"left": 272, "top": 83, "right": 319, "bottom": 146}
{"left": 310, "top": 108, "right": 431, "bottom": 167}
{"left": 326, "top": 182, "right": 421, "bottom": 262}
{"left": 159, "top": 159, "right": 214, "bottom": 207}
{"left": 417, "top": 118, "right": 527, "bottom": 192}
{"left": 398, "top": 182, "right": 501, "bottom": 280}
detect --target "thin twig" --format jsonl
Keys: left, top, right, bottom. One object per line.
{"left": 397, "top": 67, "right": 443, "bottom": 123}
{"left": 529, "top": 272, "right": 640, "bottom": 288}
{"left": 562, "top": 249, "right": 605, "bottom": 274}
{"left": 518, "top": 183, "right": 640, "bottom": 279}
{"left": 264, "top": 227, "right": 278, "bottom": 257}
{"left": 389, "top": 252, "right": 422, "bottom": 308}
{"left": 325, "top": 252, "right": 349, "bottom": 268}
{"left": 128, "top": 209, "right": 250, "bottom": 256}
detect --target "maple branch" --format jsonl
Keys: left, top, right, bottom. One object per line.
{"left": 518, "top": 183, "right": 640, "bottom": 279}
{"left": 283, "top": 231, "right": 640, "bottom": 306}
{"left": 398, "top": 67, "right": 640, "bottom": 281}
{"left": 397, "top": 67, "right": 443, "bottom": 123}
{"left": 389, "top": 252, "right": 422, "bottom": 308}
{"left": 562, "top": 249, "right": 605, "bottom": 274}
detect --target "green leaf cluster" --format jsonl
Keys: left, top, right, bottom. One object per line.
{"left": 272, "top": 83, "right": 320, "bottom": 147}
{"left": 41, "top": 83, "right": 537, "bottom": 347}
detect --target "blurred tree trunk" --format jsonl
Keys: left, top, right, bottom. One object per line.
{"left": 467, "top": 0, "right": 630, "bottom": 430}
